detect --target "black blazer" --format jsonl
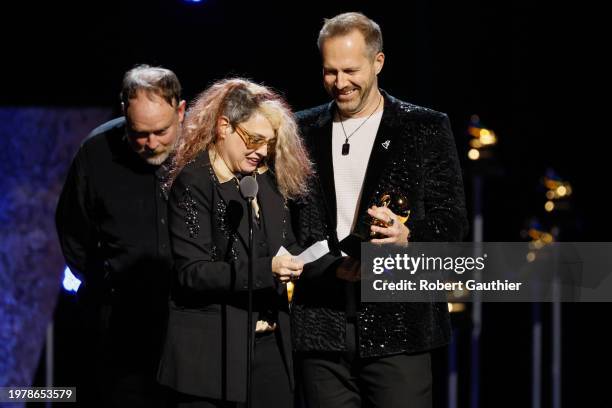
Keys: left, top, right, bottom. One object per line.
{"left": 157, "top": 151, "right": 299, "bottom": 402}
{"left": 290, "top": 90, "right": 468, "bottom": 358}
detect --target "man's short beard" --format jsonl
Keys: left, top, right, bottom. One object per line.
{"left": 144, "top": 150, "right": 170, "bottom": 166}
{"left": 336, "top": 99, "right": 358, "bottom": 114}
{"left": 141, "top": 128, "right": 180, "bottom": 166}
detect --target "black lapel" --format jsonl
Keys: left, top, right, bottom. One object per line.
{"left": 308, "top": 103, "right": 337, "bottom": 228}
{"left": 258, "top": 172, "right": 285, "bottom": 253}
{"left": 214, "top": 171, "right": 285, "bottom": 252}
{"left": 202, "top": 152, "right": 245, "bottom": 250}
{"left": 214, "top": 176, "right": 251, "bottom": 250}
{"left": 353, "top": 91, "right": 405, "bottom": 235}
{"left": 197, "top": 152, "right": 252, "bottom": 250}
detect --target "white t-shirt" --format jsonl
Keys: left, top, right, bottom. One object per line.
{"left": 332, "top": 110, "right": 384, "bottom": 242}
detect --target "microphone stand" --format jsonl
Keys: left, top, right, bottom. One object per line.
{"left": 246, "top": 195, "right": 255, "bottom": 408}
{"left": 239, "top": 175, "right": 258, "bottom": 408}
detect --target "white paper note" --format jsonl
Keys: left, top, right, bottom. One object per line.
{"left": 275, "top": 240, "right": 330, "bottom": 264}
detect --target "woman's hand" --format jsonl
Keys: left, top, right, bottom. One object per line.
{"left": 272, "top": 254, "right": 304, "bottom": 283}
{"left": 255, "top": 320, "right": 277, "bottom": 332}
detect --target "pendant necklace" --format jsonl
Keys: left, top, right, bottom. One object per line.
{"left": 339, "top": 94, "right": 383, "bottom": 156}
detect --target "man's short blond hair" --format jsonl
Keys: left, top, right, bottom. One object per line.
{"left": 317, "top": 12, "right": 383, "bottom": 58}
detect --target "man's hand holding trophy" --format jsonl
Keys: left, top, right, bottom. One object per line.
{"left": 367, "top": 192, "right": 411, "bottom": 246}
{"left": 336, "top": 192, "right": 411, "bottom": 281}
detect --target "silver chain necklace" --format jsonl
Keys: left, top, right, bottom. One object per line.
{"left": 339, "top": 94, "right": 383, "bottom": 156}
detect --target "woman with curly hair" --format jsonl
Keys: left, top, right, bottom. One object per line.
{"left": 157, "top": 78, "right": 312, "bottom": 408}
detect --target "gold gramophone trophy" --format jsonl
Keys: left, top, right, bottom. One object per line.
{"left": 339, "top": 191, "right": 411, "bottom": 258}
{"left": 369, "top": 192, "right": 411, "bottom": 238}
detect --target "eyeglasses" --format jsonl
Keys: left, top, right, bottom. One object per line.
{"left": 234, "top": 125, "right": 276, "bottom": 151}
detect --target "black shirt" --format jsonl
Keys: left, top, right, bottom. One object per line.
{"left": 56, "top": 117, "right": 172, "bottom": 306}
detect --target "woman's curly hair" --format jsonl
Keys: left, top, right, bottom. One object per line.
{"left": 169, "top": 78, "right": 312, "bottom": 200}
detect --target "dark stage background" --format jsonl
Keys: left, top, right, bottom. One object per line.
{"left": 0, "top": 1, "right": 608, "bottom": 407}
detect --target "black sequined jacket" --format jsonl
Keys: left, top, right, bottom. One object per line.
{"left": 290, "top": 90, "right": 468, "bottom": 358}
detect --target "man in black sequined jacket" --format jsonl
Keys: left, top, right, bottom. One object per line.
{"left": 290, "top": 12, "right": 468, "bottom": 408}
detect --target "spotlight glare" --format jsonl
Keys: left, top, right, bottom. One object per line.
{"left": 544, "top": 201, "right": 555, "bottom": 212}
{"left": 468, "top": 148, "right": 480, "bottom": 160}
{"left": 527, "top": 252, "right": 536, "bottom": 262}
{"left": 556, "top": 185, "right": 567, "bottom": 197}
{"left": 480, "top": 132, "right": 496, "bottom": 146}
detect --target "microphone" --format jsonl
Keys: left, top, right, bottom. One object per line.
{"left": 239, "top": 175, "right": 259, "bottom": 200}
